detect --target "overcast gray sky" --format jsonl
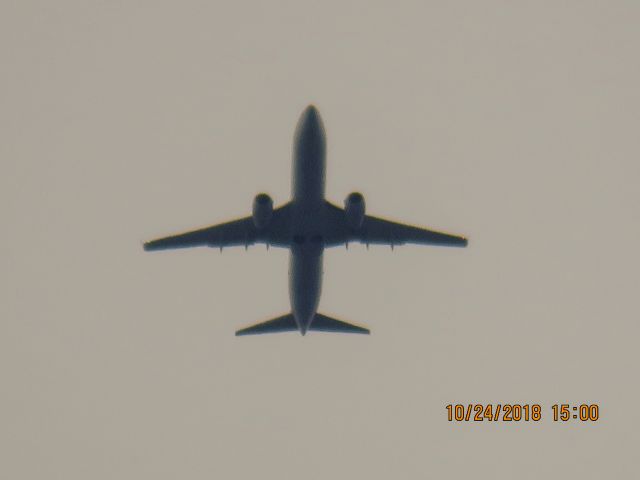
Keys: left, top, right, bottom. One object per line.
{"left": 2, "top": 1, "right": 639, "bottom": 479}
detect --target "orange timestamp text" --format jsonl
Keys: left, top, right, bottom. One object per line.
{"left": 445, "top": 404, "right": 601, "bottom": 422}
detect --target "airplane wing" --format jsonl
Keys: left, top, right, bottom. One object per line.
{"left": 143, "top": 203, "right": 292, "bottom": 251}
{"left": 324, "top": 202, "right": 468, "bottom": 248}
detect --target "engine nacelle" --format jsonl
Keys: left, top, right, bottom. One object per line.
{"left": 344, "top": 192, "right": 365, "bottom": 228}
{"left": 252, "top": 193, "right": 273, "bottom": 229}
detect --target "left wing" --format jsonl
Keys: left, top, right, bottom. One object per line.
{"left": 144, "top": 203, "right": 292, "bottom": 251}
{"left": 324, "top": 202, "right": 468, "bottom": 248}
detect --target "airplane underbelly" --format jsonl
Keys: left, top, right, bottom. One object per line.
{"left": 293, "top": 154, "right": 325, "bottom": 204}
{"left": 292, "top": 105, "right": 326, "bottom": 204}
{"left": 289, "top": 250, "right": 323, "bottom": 328}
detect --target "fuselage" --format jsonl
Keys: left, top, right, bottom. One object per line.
{"left": 289, "top": 105, "right": 326, "bottom": 334}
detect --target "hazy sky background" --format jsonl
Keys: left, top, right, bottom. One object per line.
{"left": 2, "top": 1, "right": 639, "bottom": 479}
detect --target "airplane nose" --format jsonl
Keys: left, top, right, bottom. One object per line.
{"left": 301, "top": 104, "right": 320, "bottom": 127}
{"left": 294, "top": 104, "right": 325, "bottom": 148}
{"left": 304, "top": 104, "right": 318, "bottom": 116}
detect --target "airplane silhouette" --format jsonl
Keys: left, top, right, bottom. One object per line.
{"left": 144, "top": 105, "right": 468, "bottom": 336}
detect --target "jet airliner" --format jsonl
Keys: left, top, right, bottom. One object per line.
{"left": 144, "top": 105, "right": 468, "bottom": 336}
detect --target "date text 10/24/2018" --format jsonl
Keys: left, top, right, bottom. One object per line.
{"left": 446, "top": 404, "right": 600, "bottom": 422}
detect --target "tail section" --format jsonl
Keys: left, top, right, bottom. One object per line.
{"left": 235, "top": 314, "right": 298, "bottom": 336}
{"left": 310, "top": 313, "right": 370, "bottom": 334}
{"left": 235, "top": 312, "right": 370, "bottom": 336}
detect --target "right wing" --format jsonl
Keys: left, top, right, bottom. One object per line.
{"left": 357, "top": 214, "right": 468, "bottom": 247}
{"left": 324, "top": 201, "right": 468, "bottom": 248}
{"left": 143, "top": 203, "right": 292, "bottom": 251}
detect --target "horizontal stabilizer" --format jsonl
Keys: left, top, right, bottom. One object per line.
{"left": 235, "top": 314, "right": 298, "bottom": 336}
{"left": 310, "top": 313, "right": 370, "bottom": 334}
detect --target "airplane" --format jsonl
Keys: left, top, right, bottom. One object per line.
{"left": 143, "top": 105, "right": 468, "bottom": 336}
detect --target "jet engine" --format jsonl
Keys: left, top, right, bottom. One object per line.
{"left": 252, "top": 193, "right": 273, "bottom": 229}
{"left": 344, "top": 192, "right": 365, "bottom": 228}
